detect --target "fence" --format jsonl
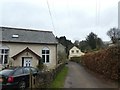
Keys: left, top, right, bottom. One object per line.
{"left": 29, "top": 63, "right": 65, "bottom": 88}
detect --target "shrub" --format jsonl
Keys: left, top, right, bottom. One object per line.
{"left": 81, "top": 45, "right": 120, "bottom": 81}
{"left": 36, "top": 60, "right": 44, "bottom": 70}
{"left": 34, "top": 63, "right": 65, "bottom": 88}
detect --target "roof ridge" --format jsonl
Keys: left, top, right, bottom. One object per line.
{"left": 1, "top": 26, "right": 52, "bottom": 33}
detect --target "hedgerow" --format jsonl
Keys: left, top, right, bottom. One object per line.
{"left": 81, "top": 45, "right": 120, "bottom": 81}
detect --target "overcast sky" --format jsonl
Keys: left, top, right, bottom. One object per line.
{"left": 0, "top": 0, "right": 119, "bottom": 42}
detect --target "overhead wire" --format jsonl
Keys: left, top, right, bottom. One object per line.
{"left": 96, "top": 0, "right": 100, "bottom": 26}
{"left": 46, "top": 0, "right": 56, "bottom": 32}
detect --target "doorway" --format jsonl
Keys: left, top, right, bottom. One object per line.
{"left": 22, "top": 57, "right": 32, "bottom": 67}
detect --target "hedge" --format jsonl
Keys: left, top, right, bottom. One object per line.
{"left": 81, "top": 45, "right": 120, "bottom": 81}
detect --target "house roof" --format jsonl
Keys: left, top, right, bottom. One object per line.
{"left": 69, "top": 45, "right": 80, "bottom": 50}
{"left": 0, "top": 27, "right": 58, "bottom": 44}
{"left": 12, "top": 47, "right": 41, "bottom": 60}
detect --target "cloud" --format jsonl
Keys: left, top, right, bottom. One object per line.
{"left": 1, "top": 0, "right": 53, "bottom": 30}
{"left": 0, "top": 0, "right": 119, "bottom": 41}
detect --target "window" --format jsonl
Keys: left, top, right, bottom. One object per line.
{"left": 23, "top": 68, "right": 30, "bottom": 74}
{"left": 0, "top": 70, "right": 13, "bottom": 76}
{"left": 0, "top": 47, "right": 9, "bottom": 64}
{"left": 12, "top": 34, "right": 19, "bottom": 38}
{"left": 31, "top": 67, "right": 38, "bottom": 73}
{"left": 76, "top": 50, "right": 79, "bottom": 53}
{"left": 13, "top": 69, "right": 23, "bottom": 76}
{"left": 71, "top": 50, "right": 74, "bottom": 53}
{"left": 42, "top": 47, "right": 50, "bottom": 63}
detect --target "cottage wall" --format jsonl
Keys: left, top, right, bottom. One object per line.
{"left": 3, "top": 42, "right": 57, "bottom": 69}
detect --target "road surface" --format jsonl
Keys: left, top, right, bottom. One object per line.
{"left": 64, "top": 62, "right": 118, "bottom": 88}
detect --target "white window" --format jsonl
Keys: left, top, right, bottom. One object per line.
{"left": 42, "top": 47, "right": 50, "bottom": 63}
{"left": 12, "top": 34, "right": 19, "bottom": 38}
{"left": 0, "top": 46, "right": 9, "bottom": 64}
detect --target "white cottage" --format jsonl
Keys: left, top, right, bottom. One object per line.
{"left": 0, "top": 27, "right": 58, "bottom": 69}
{"left": 69, "top": 46, "right": 84, "bottom": 59}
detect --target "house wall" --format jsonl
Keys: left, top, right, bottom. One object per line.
{"left": 3, "top": 42, "right": 57, "bottom": 69}
{"left": 57, "top": 43, "right": 66, "bottom": 53}
{"left": 13, "top": 51, "right": 38, "bottom": 68}
{"left": 69, "top": 46, "right": 84, "bottom": 59}
{"left": 57, "top": 43, "right": 66, "bottom": 64}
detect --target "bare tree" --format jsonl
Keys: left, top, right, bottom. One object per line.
{"left": 107, "top": 28, "right": 120, "bottom": 44}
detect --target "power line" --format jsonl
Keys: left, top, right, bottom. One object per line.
{"left": 96, "top": 0, "right": 100, "bottom": 26}
{"left": 46, "top": 0, "right": 56, "bottom": 32}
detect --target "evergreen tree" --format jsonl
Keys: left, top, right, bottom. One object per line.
{"left": 86, "top": 32, "right": 97, "bottom": 49}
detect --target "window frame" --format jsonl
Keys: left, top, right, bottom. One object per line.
{"left": 76, "top": 50, "right": 79, "bottom": 53}
{"left": 42, "top": 47, "right": 50, "bottom": 63}
{"left": 0, "top": 46, "right": 9, "bottom": 64}
{"left": 71, "top": 50, "right": 74, "bottom": 53}
{"left": 13, "top": 68, "right": 24, "bottom": 76}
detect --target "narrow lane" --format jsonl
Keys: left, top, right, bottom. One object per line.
{"left": 64, "top": 62, "right": 118, "bottom": 88}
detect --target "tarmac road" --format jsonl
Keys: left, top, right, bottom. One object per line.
{"left": 64, "top": 61, "right": 118, "bottom": 88}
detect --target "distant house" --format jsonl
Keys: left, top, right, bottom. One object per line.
{"left": 104, "top": 40, "right": 120, "bottom": 47}
{"left": 0, "top": 27, "right": 58, "bottom": 69}
{"left": 69, "top": 46, "right": 84, "bottom": 59}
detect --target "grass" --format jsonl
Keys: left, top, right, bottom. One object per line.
{"left": 50, "top": 66, "right": 68, "bottom": 88}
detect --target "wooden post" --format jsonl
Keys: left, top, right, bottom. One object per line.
{"left": 29, "top": 67, "right": 32, "bottom": 89}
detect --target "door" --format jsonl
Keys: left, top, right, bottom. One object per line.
{"left": 23, "top": 57, "right": 32, "bottom": 67}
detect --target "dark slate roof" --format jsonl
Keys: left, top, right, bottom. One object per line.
{"left": 0, "top": 27, "right": 58, "bottom": 44}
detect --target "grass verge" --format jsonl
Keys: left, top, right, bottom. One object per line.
{"left": 50, "top": 66, "right": 68, "bottom": 88}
